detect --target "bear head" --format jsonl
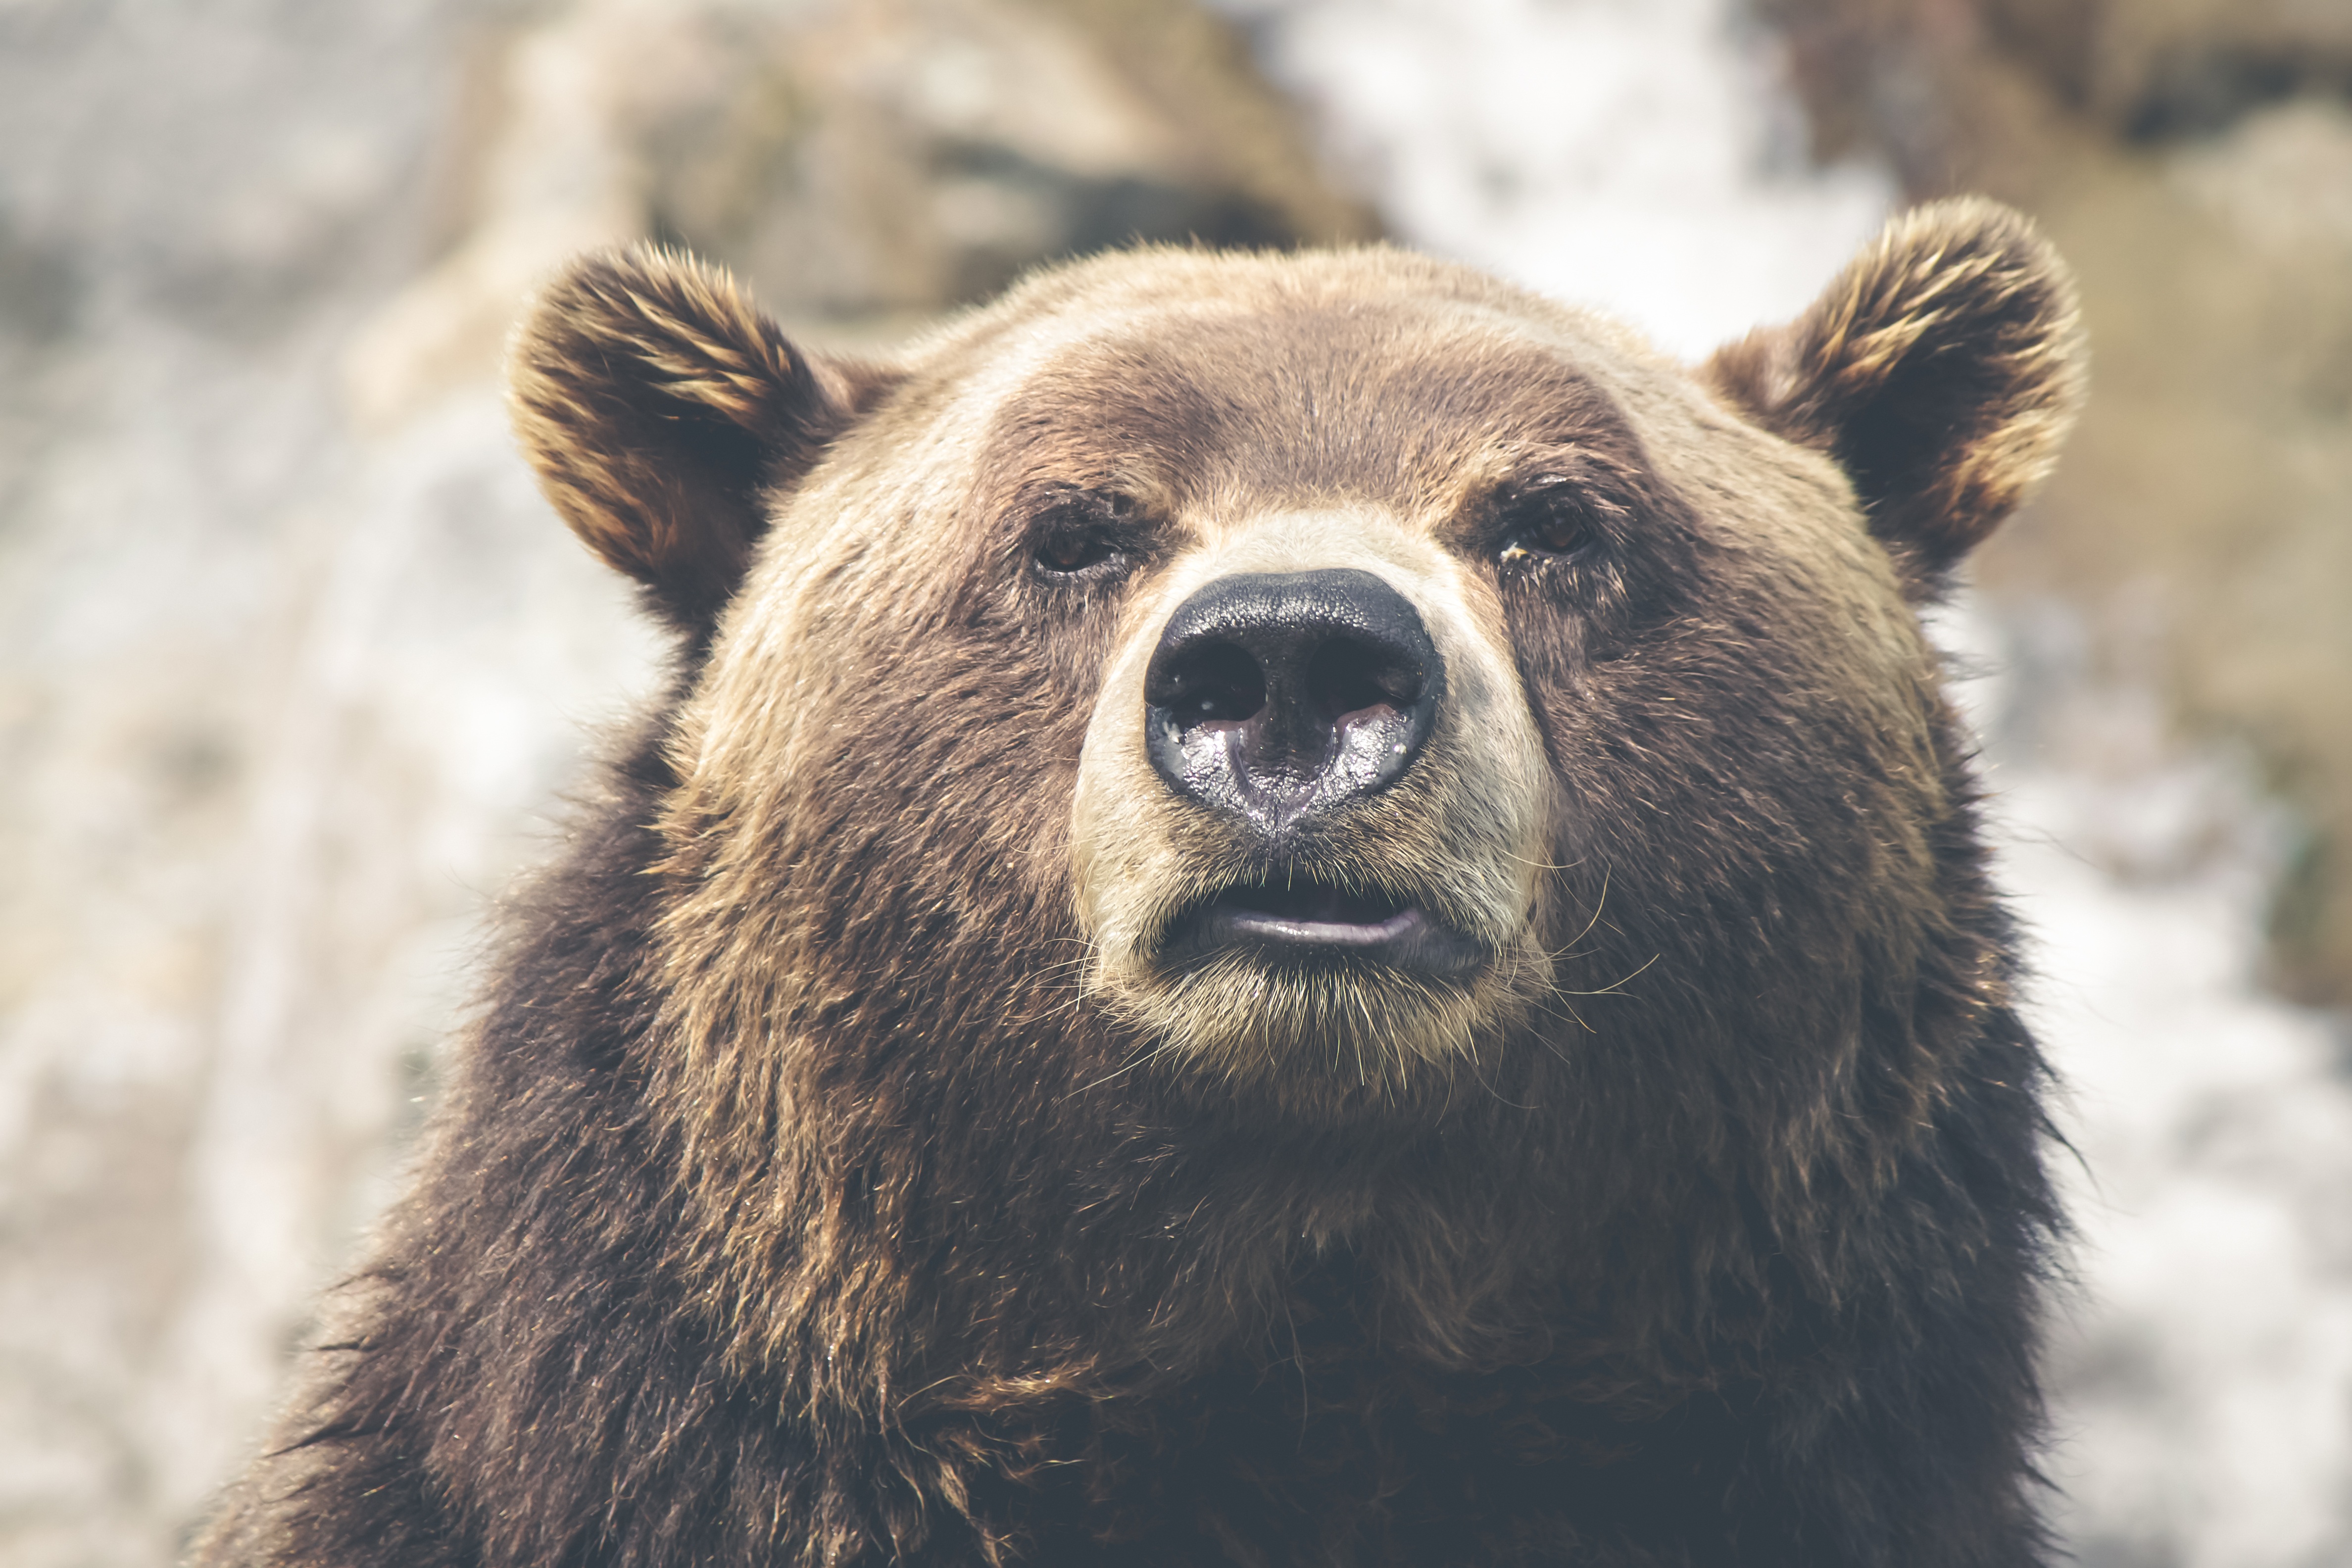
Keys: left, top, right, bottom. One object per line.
{"left": 504, "top": 201, "right": 2082, "bottom": 1365}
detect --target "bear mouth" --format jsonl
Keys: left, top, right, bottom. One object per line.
{"left": 1161, "top": 877, "right": 1490, "bottom": 978}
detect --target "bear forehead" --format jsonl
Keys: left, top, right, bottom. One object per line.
{"left": 912, "top": 250, "right": 1696, "bottom": 519}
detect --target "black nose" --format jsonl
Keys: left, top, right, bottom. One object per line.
{"left": 1143, "top": 568, "right": 1445, "bottom": 836}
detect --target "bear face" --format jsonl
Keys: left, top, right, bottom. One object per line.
{"left": 514, "top": 208, "right": 2078, "bottom": 1139}
{"left": 200, "top": 202, "right": 2081, "bottom": 1568}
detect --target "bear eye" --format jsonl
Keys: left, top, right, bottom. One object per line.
{"left": 1035, "top": 524, "right": 1120, "bottom": 574}
{"left": 1029, "top": 492, "right": 1140, "bottom": 581}
{"left": 1494, "top": 476, "right": 1594, "bottom": 565}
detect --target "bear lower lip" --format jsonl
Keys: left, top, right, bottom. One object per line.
{"left": 1165, "top": 880, "right": 1489, "bottom": 977}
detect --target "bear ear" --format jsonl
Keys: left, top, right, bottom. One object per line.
{"left": 1704, "top": 198, "right": 2087, "bottom": 597}
{"left": 507, "top": 246, "right": 891, "bottom": 637}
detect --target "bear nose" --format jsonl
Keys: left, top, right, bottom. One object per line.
{"left": 1143, "top": 568, "right": 1445, "bottom": 836}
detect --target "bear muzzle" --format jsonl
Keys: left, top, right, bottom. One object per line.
{"left": 1067, "top": 510, "right": 1554, "bottom": 1084}
{"left": 1139, "top": 568, "right": 1485, "bottom": 977}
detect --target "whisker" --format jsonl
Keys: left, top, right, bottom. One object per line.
{"left": 1549, "top": 951, "right": 1660, "bottom": 999}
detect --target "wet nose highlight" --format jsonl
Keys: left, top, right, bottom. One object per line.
{"left": 1143, "top": 568, "right": 1445, "bottom": 835}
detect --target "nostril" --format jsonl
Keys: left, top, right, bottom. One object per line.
{"left": 1305, "top": 636, "right": 1421, "bottom": 725}
{"left": 1147, "top": 641, "right": 1267, "bottom": 726}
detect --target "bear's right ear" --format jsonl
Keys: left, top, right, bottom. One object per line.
{"left": 508, "top": 246, "right": 890, "bottom": 637}
{"left": 1704, "top": 198, "right": 2087, "bottom": 599}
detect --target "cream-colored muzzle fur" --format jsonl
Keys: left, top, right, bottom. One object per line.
{"left": 1069, "top": 508, "right": 1556, "bottom": 1091}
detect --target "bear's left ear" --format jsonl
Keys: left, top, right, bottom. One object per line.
{"left": 508, "top": 245, "right": 895, "bottom": 638}
{"left": 1705, "top": 198, "right": 2087, "bottom": 597}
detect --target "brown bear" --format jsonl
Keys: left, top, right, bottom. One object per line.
{"left": 195, "top": 198, "right": 2086, "bottom": 1567}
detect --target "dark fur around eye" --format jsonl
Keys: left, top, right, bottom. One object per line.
{"left": 1027, "top": 489, "right": 1147, "bottom": 584}
{"left": 1493, "top": 475, "right": 1612, "bottom": 568}
{"left": 1486, "top": 458, "right": 1700, "bottom": 670}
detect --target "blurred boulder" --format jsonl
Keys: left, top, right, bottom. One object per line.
{"left": 1759, "top": 0, "right": 2352, "bottom": 1011}
{"left": 346, "top": 0, "right": 1376, "bottom": 428}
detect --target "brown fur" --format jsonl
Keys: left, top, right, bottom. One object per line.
{"left": 197, "top": 202, "right": 2084, "bottom": 1567}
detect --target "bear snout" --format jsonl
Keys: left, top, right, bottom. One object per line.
{"left": 1066, "top": 515, "right": 1556, "bottom": 1092}
{"left": 1141, "top": 568, "right": 1446, "bottom": 837}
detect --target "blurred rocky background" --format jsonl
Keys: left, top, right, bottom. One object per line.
{"left": 0, "top": 2, "right": 2342, "bottom": 1565}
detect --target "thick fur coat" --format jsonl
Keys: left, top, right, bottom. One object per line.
{"left": 196, "top": 199, "right": 2086, "bottom": 1567}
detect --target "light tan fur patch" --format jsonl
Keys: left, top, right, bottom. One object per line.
{"left": 1070, "top": 507, "right": 1555, "bottom": 1088}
